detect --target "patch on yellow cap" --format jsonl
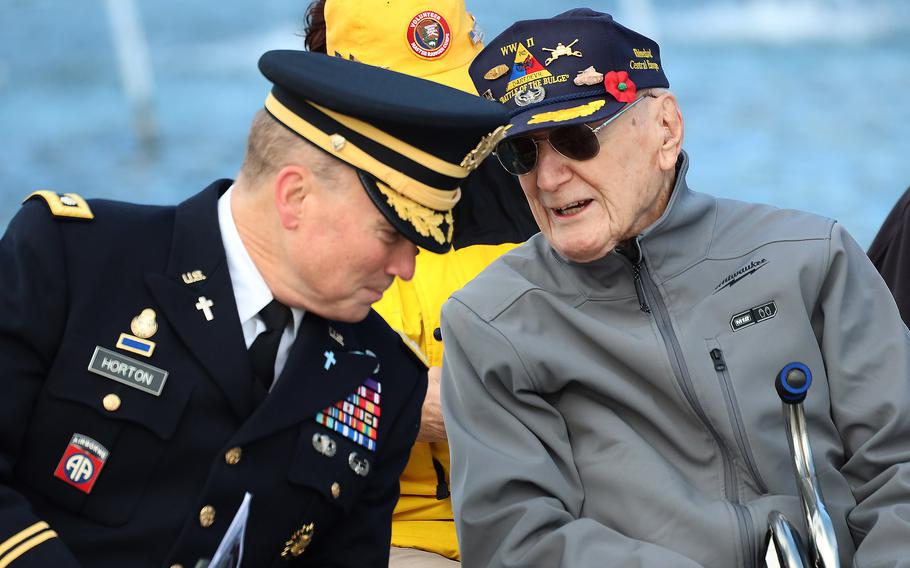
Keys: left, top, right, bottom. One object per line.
{"left": 527, "top": 100, "right": 607, "bottom": 125}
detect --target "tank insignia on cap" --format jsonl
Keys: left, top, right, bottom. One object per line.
{"left": 573, "top": 66, "right": 604, "bottom": 86}
{"left": 407, "top": 11, "right": 451, "bottom": 59}
{"left": 541, "top": 39, "right": 582, "bottom": 66}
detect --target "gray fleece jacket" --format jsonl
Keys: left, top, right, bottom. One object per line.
{"left": 441, "top": 152, "right": 910, "bottom": 567}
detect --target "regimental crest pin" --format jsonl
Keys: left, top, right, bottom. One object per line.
{"left": 54, "top": 433, "right": 109, "bottom": 494}
{"left": 281, "top": 522, "right": 315, "bottom": 558}
{"left": 117, "top": 308, "right": 158, "bottom": 357}
{"left": 130, "top": 308, "right": 158, "bottom": 338}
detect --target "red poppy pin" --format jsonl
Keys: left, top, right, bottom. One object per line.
{"left": 604, "top": 71, "right": 637, "bottom": 103}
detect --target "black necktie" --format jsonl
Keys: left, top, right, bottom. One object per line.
{"left": 249, "top": 299, "right": 292, "bottom": 391}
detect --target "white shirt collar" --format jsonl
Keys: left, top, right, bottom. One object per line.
{"left": 218, "top": 186, "right": 304, "bottom": 342}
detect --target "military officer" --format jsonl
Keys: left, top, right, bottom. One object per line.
{"left": 0, "top": 50, "right": 508, "bottom": 567}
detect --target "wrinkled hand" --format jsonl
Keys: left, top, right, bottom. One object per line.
{"left": 417, "top": 366, "right": 447, "bottom": 442}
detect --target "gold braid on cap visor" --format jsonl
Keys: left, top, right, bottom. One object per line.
{"left": 265, "top": 93, "right": 462, "bottom": 212}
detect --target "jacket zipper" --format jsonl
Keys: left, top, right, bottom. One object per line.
{"left": 709, "top": 347, "right": 770, "bottom": 495}
{"left": 625, "top": 240, "right": 756, "bottom": 568}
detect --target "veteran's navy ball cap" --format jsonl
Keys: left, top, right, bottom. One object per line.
{"left": 258, "top": 49, "right": 510, "bottom": 253}
{"left": 468, "top": 8, "right": 669, "bottom": 138}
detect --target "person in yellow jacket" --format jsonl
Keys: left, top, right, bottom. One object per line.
{"left": 304, "top": 1, "right": 537, "bottom": 565}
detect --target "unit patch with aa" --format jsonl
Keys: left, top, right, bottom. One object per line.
{"left": 730, "top": 300, "right": 778, "bottom": 331}
{"left": 315, "top": 378, "right": 381, "bottom": 452}
{"left": 54, "top": 433, "right": 109, "bottom": 494}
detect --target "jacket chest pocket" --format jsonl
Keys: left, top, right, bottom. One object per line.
{"left": 286, "top": 423, "right": 373, "bottom": 521}
{"left": 17, "top": 363, "right": 193, "bottom": 526}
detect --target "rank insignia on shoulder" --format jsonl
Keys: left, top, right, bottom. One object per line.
{"left": 314, "top": 378, "right": 382, "bottom": 452}
{"left": 281, "top": 523, "right": 315, "bottom": 558}
{"left": 54, "top": 433, "right": 109, "bottom": 494}
{"left": 24, "top": 190, "right": 94, "bottom": 220}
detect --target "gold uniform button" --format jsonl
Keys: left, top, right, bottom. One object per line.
{"left": 224, "top": 447, "right": 242, "bottom": 465}
{"left": 330, "top": 482, "right": 341, "bottom": 499}
{"left": 199, "top": 505, "right": 216, "bottom": 528}
{"left": 102, "top": 394, "right": 121, "bottom": 412}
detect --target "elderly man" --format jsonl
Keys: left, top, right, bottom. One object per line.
{"left": 0, "top": 50, "right": 507, "bottom": 567}
{"left": 440, "top": 9, "right": 910, "bottom": 567}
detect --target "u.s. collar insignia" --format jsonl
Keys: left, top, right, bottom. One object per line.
{"left": 542, "top": 39, "right": 582, "bottom": 65}
{"left": 181, "top": 270, "right": 206, "bottom": 284}
{"left": 328, "top": 327, "right": 345, "bottom": 346}
{"left": 281, "top": 523, "right": 315, "bottom": 558}
{"left": 407, "top": 11, "right": 451, "bottom": 60}
{"left": 460, "top": 124, "right": 512, "bottom": 172}
{"left": 54, "top": 433, "right": 109, "bottom": 494}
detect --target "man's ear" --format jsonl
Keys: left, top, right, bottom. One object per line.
{"left": 655, "top": 93, "right": 684, "bottom": 171}
{"left": 273, "top": 164, "right": 316, "bottom": 230}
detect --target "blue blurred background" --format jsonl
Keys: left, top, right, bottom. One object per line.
{"left": 1, "top": 0, "right": 909, "bottom": 246}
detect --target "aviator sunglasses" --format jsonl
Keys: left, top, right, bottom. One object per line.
{"left": 494, "top": 93, "right": 657, "bottom": 176}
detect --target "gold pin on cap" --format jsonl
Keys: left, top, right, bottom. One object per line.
{"left": 484, "top": 64, "right": 509, "bottom": 80}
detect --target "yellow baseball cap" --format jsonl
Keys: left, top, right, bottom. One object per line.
{"left": 324, "top": 0, "right": 484, "bottom": 94}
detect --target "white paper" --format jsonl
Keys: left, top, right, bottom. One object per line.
{"left": 208, "top": 492, "right": 252, "bottom": 568}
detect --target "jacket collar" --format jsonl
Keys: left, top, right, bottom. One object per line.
{"left": 548, "top": 151, "right": 716, "bottom": 289}
{"left": 145, "top": 179, "right": 257, "bottom": 418}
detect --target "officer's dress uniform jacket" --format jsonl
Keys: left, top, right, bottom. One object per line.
{"left": 441, "top": 152, "right": 910, "bottom": 567}
{"left": 0, "top": 180, "right": 426, "bottom": 567}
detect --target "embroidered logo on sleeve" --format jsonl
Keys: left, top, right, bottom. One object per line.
{"left": 315, "top": 378, "right": 381, "bottom": 452}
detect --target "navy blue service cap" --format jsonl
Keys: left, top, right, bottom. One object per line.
{"left": 258, "top": 49, "right": 510, "bottom": 253}
{"left": 468, "top": 8, "right": 669, "bottom": 138}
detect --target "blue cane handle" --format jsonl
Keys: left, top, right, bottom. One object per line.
{"left": 776, "top": 362, "right": 812, "bottom": 404}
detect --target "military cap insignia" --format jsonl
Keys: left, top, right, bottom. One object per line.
{"left": 505, "top": 43, "right": 550, "bottom": 92}
{"left": 574, "top": 66, "right": 604, "bottom": 86}
{"left": 460, "top": 124, "right": 511, "bottom": 172}
{"left": 542, "top": 39, "right": 582, "bottom": 66}
{"left": 281, "top": 523, "right": 315, "bottom": 558}
{"left": 24, "top": 190, "right": 94, "bottom": 220}
{"left": 514, "top": 86, "right": 546, "bottom": 107}
{"left": 314, "top": 378, "right": 382, "bottom": 452}
{"left": 181, "top": 270, "right": 207, "bottom": 284}
{"left": 484, "top": 64, "right": 509, "bottom": 80}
